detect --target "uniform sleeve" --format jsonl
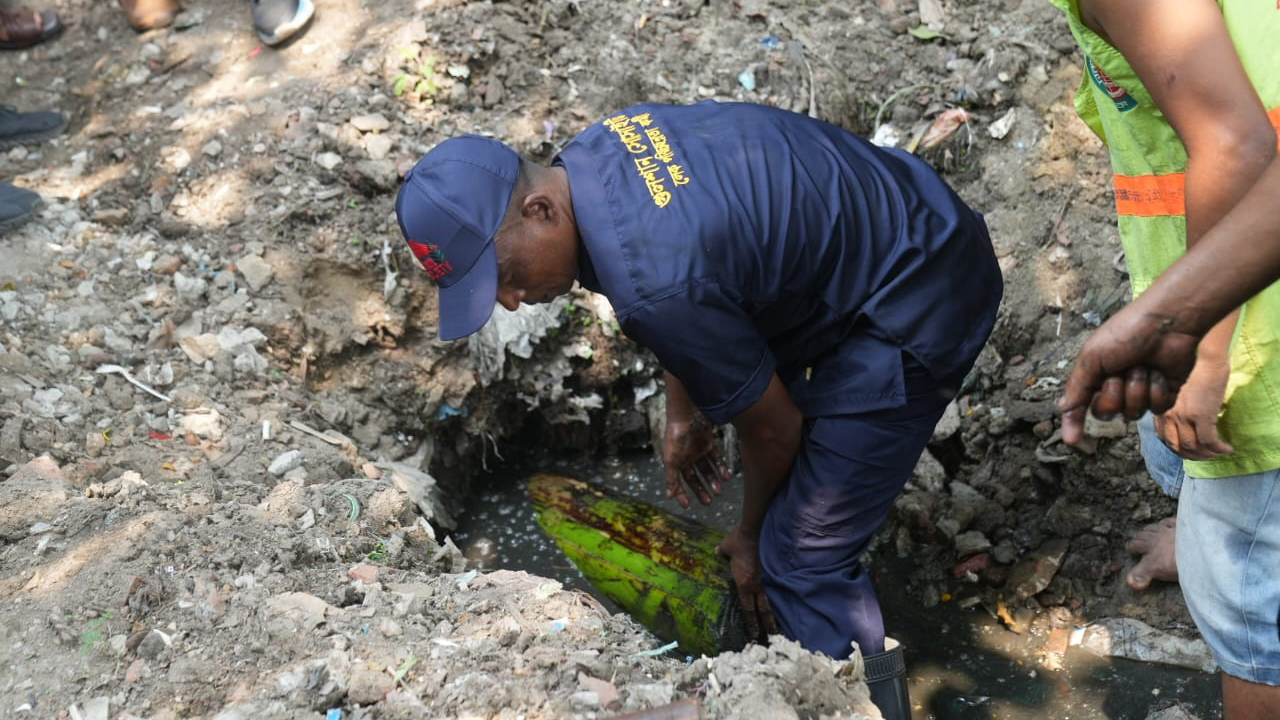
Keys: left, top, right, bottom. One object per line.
{"left": 620, "top": 282, "right": 775, "bottom": 425}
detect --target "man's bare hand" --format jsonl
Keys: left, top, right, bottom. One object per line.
{"left": 1153, "top": 356, "right": 1234, "bottom": 460}
{"left": 716, "top": 524, "right": 779, "bottom": 644}
{"left": 661, "top": 413, "right": 729, "bottom": 508}
{"left": 1058, "top": 305, "right": 1200, "bottom": 444}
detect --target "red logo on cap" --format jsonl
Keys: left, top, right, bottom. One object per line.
{"left": 407, "top": 240, "right": 453, "bottom": 281}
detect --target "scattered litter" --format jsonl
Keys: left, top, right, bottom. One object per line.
{"left": 737, "top": 67, "right": 756, "bottom": 92}
{"left": 289, "top": 420, "right": 358, "bottom": 457}
{"left": 379, "top": 460, "right": 455, "bottom": 528}
{"left": 94, "top": 364, "right": 172, "bottom": 403}
{"left": 632, "top": 640, "right": 679, "bottom": 657}
{"left": 759, "top": 34, "right": 779, "bottom": 48}
{"left": 454, "top": 569, "right": 478, "bottom": 589}
{"left": 341, "top": 493, "right": 361, "bottom": 521}
{"left": 381, "top": 236, "right": 397, "bottom": 300}
{"left": 919, "top": 108, "right": 971, "bottom": 150}
{"left": 578, "top": 672, "right": 622, "bottom": 710}
{"left": 1007, "top": 537, "right": 1069, "bottom": 601}
{"left": 989, "top": 107, "right": 1017, "bottom": 139}
{"left": 870, "top": 123, "right": 902, "bottom": 148}
{"left": 1073, "top": 618, "right": 1216, "bottom": 673}
{"left": 435, "top": 403, "right": 466, "bottom": 421}
{"left": 268, "top": 450, "right": 302, "bottom": 476}
{"left": 918, "top": 0, "right": 945, "bottom": 25}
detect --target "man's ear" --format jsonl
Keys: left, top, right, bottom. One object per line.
{"left": 520, "top": 191, "right": 555, "bottom": 223}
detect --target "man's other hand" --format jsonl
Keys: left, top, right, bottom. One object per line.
{"left": 1153, "top": 355, "right": 1234, "bottom": 460}
{"left": 716, "top": 524, "right": 780, "bottom": 644}
{"left": 661, "top": 413, "right": 729, "bottom": 508}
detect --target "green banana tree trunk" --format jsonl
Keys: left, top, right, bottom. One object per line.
{"left": 527, "top": 473, "right": 746, "bottom": 657}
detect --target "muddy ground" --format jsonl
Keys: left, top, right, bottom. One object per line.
{"left": 0, "top": 0, "right": 1209, "bottom": 717}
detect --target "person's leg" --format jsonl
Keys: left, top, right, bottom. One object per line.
{"left": 1177, "top": 468, "right": 1280, "bottom": 720}
{"left": 757, "top": 355, "right": 953, "bottom": 659}
{"left": 1222, "top": 674, "right": 1280, "bottom": 720}
{"left": 1128, "top": 413, "right": 1185, "bottom": 590}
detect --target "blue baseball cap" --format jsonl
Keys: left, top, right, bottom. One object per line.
{"left": 395, "top": 135, "right": 519, "bottom": 340}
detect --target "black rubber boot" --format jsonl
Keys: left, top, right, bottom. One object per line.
{"left": 0, "top": 105, "right": 67, "bottom": 149}
{"left": 865, "top": 638, "right": 911, "bottom": 720}
{"left": 0, "top": 182, "right": 41, "bottom": 235}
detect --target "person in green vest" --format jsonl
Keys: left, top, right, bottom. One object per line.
{"left": 1059, "top": 154, "right": 1280, "bottom": 435}
{"left": 1047, "top": 0, "right": 1280, "bottom": 716}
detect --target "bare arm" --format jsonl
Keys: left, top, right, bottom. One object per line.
{"left": 715, "top": 373, "right": 802, "bottom": 642}
{"left": 1060, "top": 155, "right": 1280, "bottom": 439}
{"left": 731, "top": 374, "right": 803, "bottom": 535}
{"left": 1135, "top": 156, "right": 1280, "bottom": 333}
{"left": 1061, "top": 0, "right": 1276, "bottom": 445}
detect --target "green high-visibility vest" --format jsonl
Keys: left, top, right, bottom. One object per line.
{"left": 1049, "top": 0, "right": 1280, "bottom": 478}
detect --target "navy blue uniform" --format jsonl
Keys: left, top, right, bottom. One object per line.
{"left": 556, "top": 101, "right": 1001, "bottom": 658}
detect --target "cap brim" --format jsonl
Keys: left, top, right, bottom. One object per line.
{"left": 436, "top": 239, "right": 498, "bottom": 341}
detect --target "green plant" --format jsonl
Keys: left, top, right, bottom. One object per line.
{"left": 79, "top": 613, "right": 112, "bottom": 656}
{"left": 392, "top": 49, "right": 440, "bottom": 101}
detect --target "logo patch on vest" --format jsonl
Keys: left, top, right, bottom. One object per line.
{"left": 1086, "top": 57, "right": 1138, "bottom": 112}
{"left": 407, "top": 240, "right": 453, "bottom": 282}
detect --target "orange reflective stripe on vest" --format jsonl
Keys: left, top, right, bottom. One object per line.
{"left": 1114, "top": 106, "right": 1280, "bottom": 217}
{"left": 1114, "top": 172, "right": 1186, "bottom": 217}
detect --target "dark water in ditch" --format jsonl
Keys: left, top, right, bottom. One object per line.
{"left": 450, "top": 450, "right": 1221, "bottom": 720}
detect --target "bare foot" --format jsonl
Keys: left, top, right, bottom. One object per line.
{"left": 1125, "top": 516, "right": 1178, "bottom": 590}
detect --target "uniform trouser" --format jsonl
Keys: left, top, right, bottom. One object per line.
{"left": 758, "top": 355, "right": 955, "bottom": 660}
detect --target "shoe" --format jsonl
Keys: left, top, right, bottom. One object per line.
{"left": 0, "top": 105, "right": 67, "bottom": 149}
{"left": 0, "top": 9, "right": 63, "bottom": 50}
{"left": 249, "top": 0, "right": 314, "bottom": 46}
{"left": 0, "top": 183, "right": 41, "bottom": 235}
{"left": 118, "top": 0, "right": 180, "bottom": 32}
{"left": 865, "top": 638, "right": 911, "bottom": 720}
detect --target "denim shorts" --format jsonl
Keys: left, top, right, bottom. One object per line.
{"left": 1138, "top": 414, "right": 1280, "bottom": 684}
{"left": 1136, "top": 413, "right": 1184, "bottom": 498}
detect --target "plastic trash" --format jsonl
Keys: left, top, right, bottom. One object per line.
{"left": 1071, "top": 617, "right": 1216, "bottom": 673}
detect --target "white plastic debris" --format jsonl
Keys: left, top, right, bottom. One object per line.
{"left": 989, "top": 107, "right": 1017, "bottom": 139}
{"left": 1072, "top": 618, "right": 1216, "bottom": 673}
{"left": 870, "top": 123, "right": 901, "bottom": 148}
{"left": 467, "top": 303, "right": 563, "bottom": 384}
{"left": 268, "top": 450, "right": 303, "bottom": 476}
{"left": 95, "top": 364, "right": 172, "bottom": 403}
{"left": 377, "top": 460, "right": 455, "bottom": 529}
